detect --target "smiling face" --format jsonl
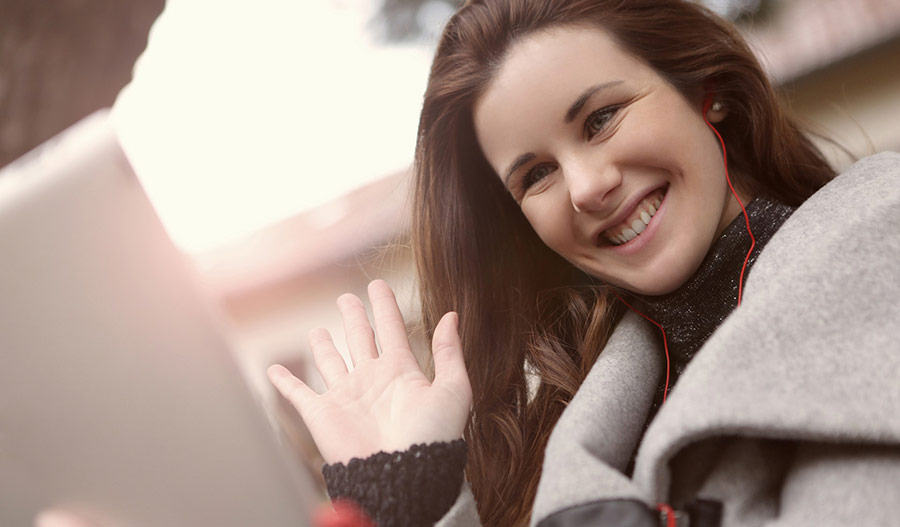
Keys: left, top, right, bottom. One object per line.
{"left": 473, "top": 25, "right": 746, "bottom": 295}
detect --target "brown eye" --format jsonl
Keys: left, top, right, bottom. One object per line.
{"left": 585, "top": 106, "right": 619, "bottom": 138}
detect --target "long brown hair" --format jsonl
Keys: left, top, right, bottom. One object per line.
{"left": 412, "top": 1, "right": 834, "bottom": 525}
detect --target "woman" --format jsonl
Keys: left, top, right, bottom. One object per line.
{"left": 269, "top": 1, "right": 900, "bottom": 526}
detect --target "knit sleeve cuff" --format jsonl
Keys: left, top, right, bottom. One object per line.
{"left": 321, "top": 439, "right": 468, "bottom": 527}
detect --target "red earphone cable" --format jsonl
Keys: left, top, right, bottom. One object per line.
{"left": 702, "top": 98, "right": 756, "bottom": 306}
{"left": 656, "top": 503, "right": 678, "bottom": 527}
{"left": 614, "top": 290, "right": 672, "bottom": 403}
{"left": 611, "top": 100, "right": 756, "bottom": 404}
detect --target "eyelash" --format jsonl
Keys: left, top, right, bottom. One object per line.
{"left": 518, "top": 105, "right": 621, "bottom": 193}
{"left": 584, "top": 105, "right": 620, "bottom": 139}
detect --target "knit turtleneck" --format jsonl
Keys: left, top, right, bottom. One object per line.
{"left": 624, "top": 197, "right": 795, "bottom": 441}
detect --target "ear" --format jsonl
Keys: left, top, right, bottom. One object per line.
{"left": 704, "top": 98, "right": 728, "bottom": 123}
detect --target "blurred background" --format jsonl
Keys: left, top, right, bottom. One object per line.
{"left": 2, "top": 0, "right": 900, "bottom": 487}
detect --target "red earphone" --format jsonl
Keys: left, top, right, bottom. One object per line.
{"left": 615, "top": 95, "right": 756, "bottom": 404}
{"left": 702, "top": 95, "right": 756, "bottom": 306}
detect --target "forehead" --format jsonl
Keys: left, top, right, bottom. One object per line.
{"left": 493, "top": 25, "right": 649, "bottom": 90}
{"left": 473, "top": 26, "right": 659, "bottom": 169}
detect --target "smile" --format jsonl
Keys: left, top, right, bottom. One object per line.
{"left": 603, "top": 188, "right": 666, "bottom": 245}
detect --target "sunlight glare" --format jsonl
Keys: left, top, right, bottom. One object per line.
{"left": 112, "top": 0, "right": 432, "bottom": 254}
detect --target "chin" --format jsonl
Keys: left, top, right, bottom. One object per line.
{"left": 620, "top": 280, "right": 682, "bottom": 296}
{"left": 613, "top": 264, "right": 697, "bottom": 296}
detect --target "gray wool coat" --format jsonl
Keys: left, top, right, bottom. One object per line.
{"left": 437, "top": 152, "right": 900, "bottom": 527}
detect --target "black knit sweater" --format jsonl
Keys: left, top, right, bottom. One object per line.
{"left": 322, "top": 440, "right": 467, "bottom": 527}
{"left": 626, "top": 198, "right": 796, "bottom": 431}
{"left": 322, "top": 198, "right": 795, "bottom": 526}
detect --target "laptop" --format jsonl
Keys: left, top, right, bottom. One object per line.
{"left": 0, "top": 111, "right": 318, "bottom": 526}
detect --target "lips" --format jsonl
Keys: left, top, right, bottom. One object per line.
{"left": 602, "top": 188, "right": 666, "bottom": 245}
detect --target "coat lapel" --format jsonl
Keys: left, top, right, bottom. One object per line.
{"left": 633, "top": 153, "right": 900, "bottom": 501}
{"left": 532, "top": 311, "right": 664, "bottom": 522}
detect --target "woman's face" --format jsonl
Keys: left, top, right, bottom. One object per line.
{"left": 473, "top": 26, "right": 745, "bottom": 295}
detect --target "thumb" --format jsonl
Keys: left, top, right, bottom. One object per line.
{"left": 431, "top": 312, "right": 470, "bottom": 394}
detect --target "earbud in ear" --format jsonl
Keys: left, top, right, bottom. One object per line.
{"left": 704, "top": 96, "right": 727, "bottom": 123}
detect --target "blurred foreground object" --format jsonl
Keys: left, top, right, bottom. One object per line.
{"left": 0, "top": 111, "right": 318, "bottom": 526}
{"left": 33, "top": 510, "right": 92, "bottom": 527}
{"left": 314, "top": 500, "right": 375, "bottom": 527}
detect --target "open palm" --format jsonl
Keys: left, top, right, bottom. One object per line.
{"left": 267, "top": 280, "right": 472, "bottom": 465}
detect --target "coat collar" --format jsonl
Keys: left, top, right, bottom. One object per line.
{"left": 633, "top": 153, "right": 900, "bottom": 500}
{"left": 534, "top": 153, "right": 900, "bottom": 521}
{"left": 531, "top": 310, "right": 664, "bottom": 522}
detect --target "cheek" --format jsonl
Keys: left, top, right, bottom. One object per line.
{"left": 522, "top": 200, "right": 574, "bottom": 254}
{"left": 616, "top": 109, "right": 691, "bottom": 166}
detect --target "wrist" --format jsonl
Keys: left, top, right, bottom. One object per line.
{"left": 322, "top": 439, "right": 468, "bottom": 527}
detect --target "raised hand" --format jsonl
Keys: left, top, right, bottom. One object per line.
{"left": 267, "top": 279, "right": 473, "bottom": 465}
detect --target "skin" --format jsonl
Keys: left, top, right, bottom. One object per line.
{"left": 474, "top": 25, "right": 748, "bottom": 295}
{"left": 268, "top": 280, "right": 472, "bottom": 465}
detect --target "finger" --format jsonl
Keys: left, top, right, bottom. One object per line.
{"left": 267, "top": 364, "right": 316, "bottom": 414}
{"left": 336, "top": 293, "right": 379, "bottom": 364}
{"left": 368, "top": 280, "right": 412, "bottom": 358}
{"left": 431, "top": 312, "right": 469, "bottom": 392}
{"left": 309, "top": 328, "right": 348, "bottom": 389}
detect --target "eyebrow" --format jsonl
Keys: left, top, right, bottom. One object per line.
{"left": 564, "top": 80, "right": 623, "bottom": 124}
{"left": 502, "top": 80, "right": 624, "bottom": 186}
{"left": 503, "top": 153, "right": 536, "bottom": 186}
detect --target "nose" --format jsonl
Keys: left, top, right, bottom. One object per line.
{"left": 563, "top": 157, "right": 622, "bottom": 213}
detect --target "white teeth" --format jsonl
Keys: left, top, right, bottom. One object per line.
{"left": 603, "top": 190, "right": 666, "bottom": 245}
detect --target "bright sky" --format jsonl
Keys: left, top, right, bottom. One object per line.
{"left": 111, "top": 0, "right": 440, "bottom": 254}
